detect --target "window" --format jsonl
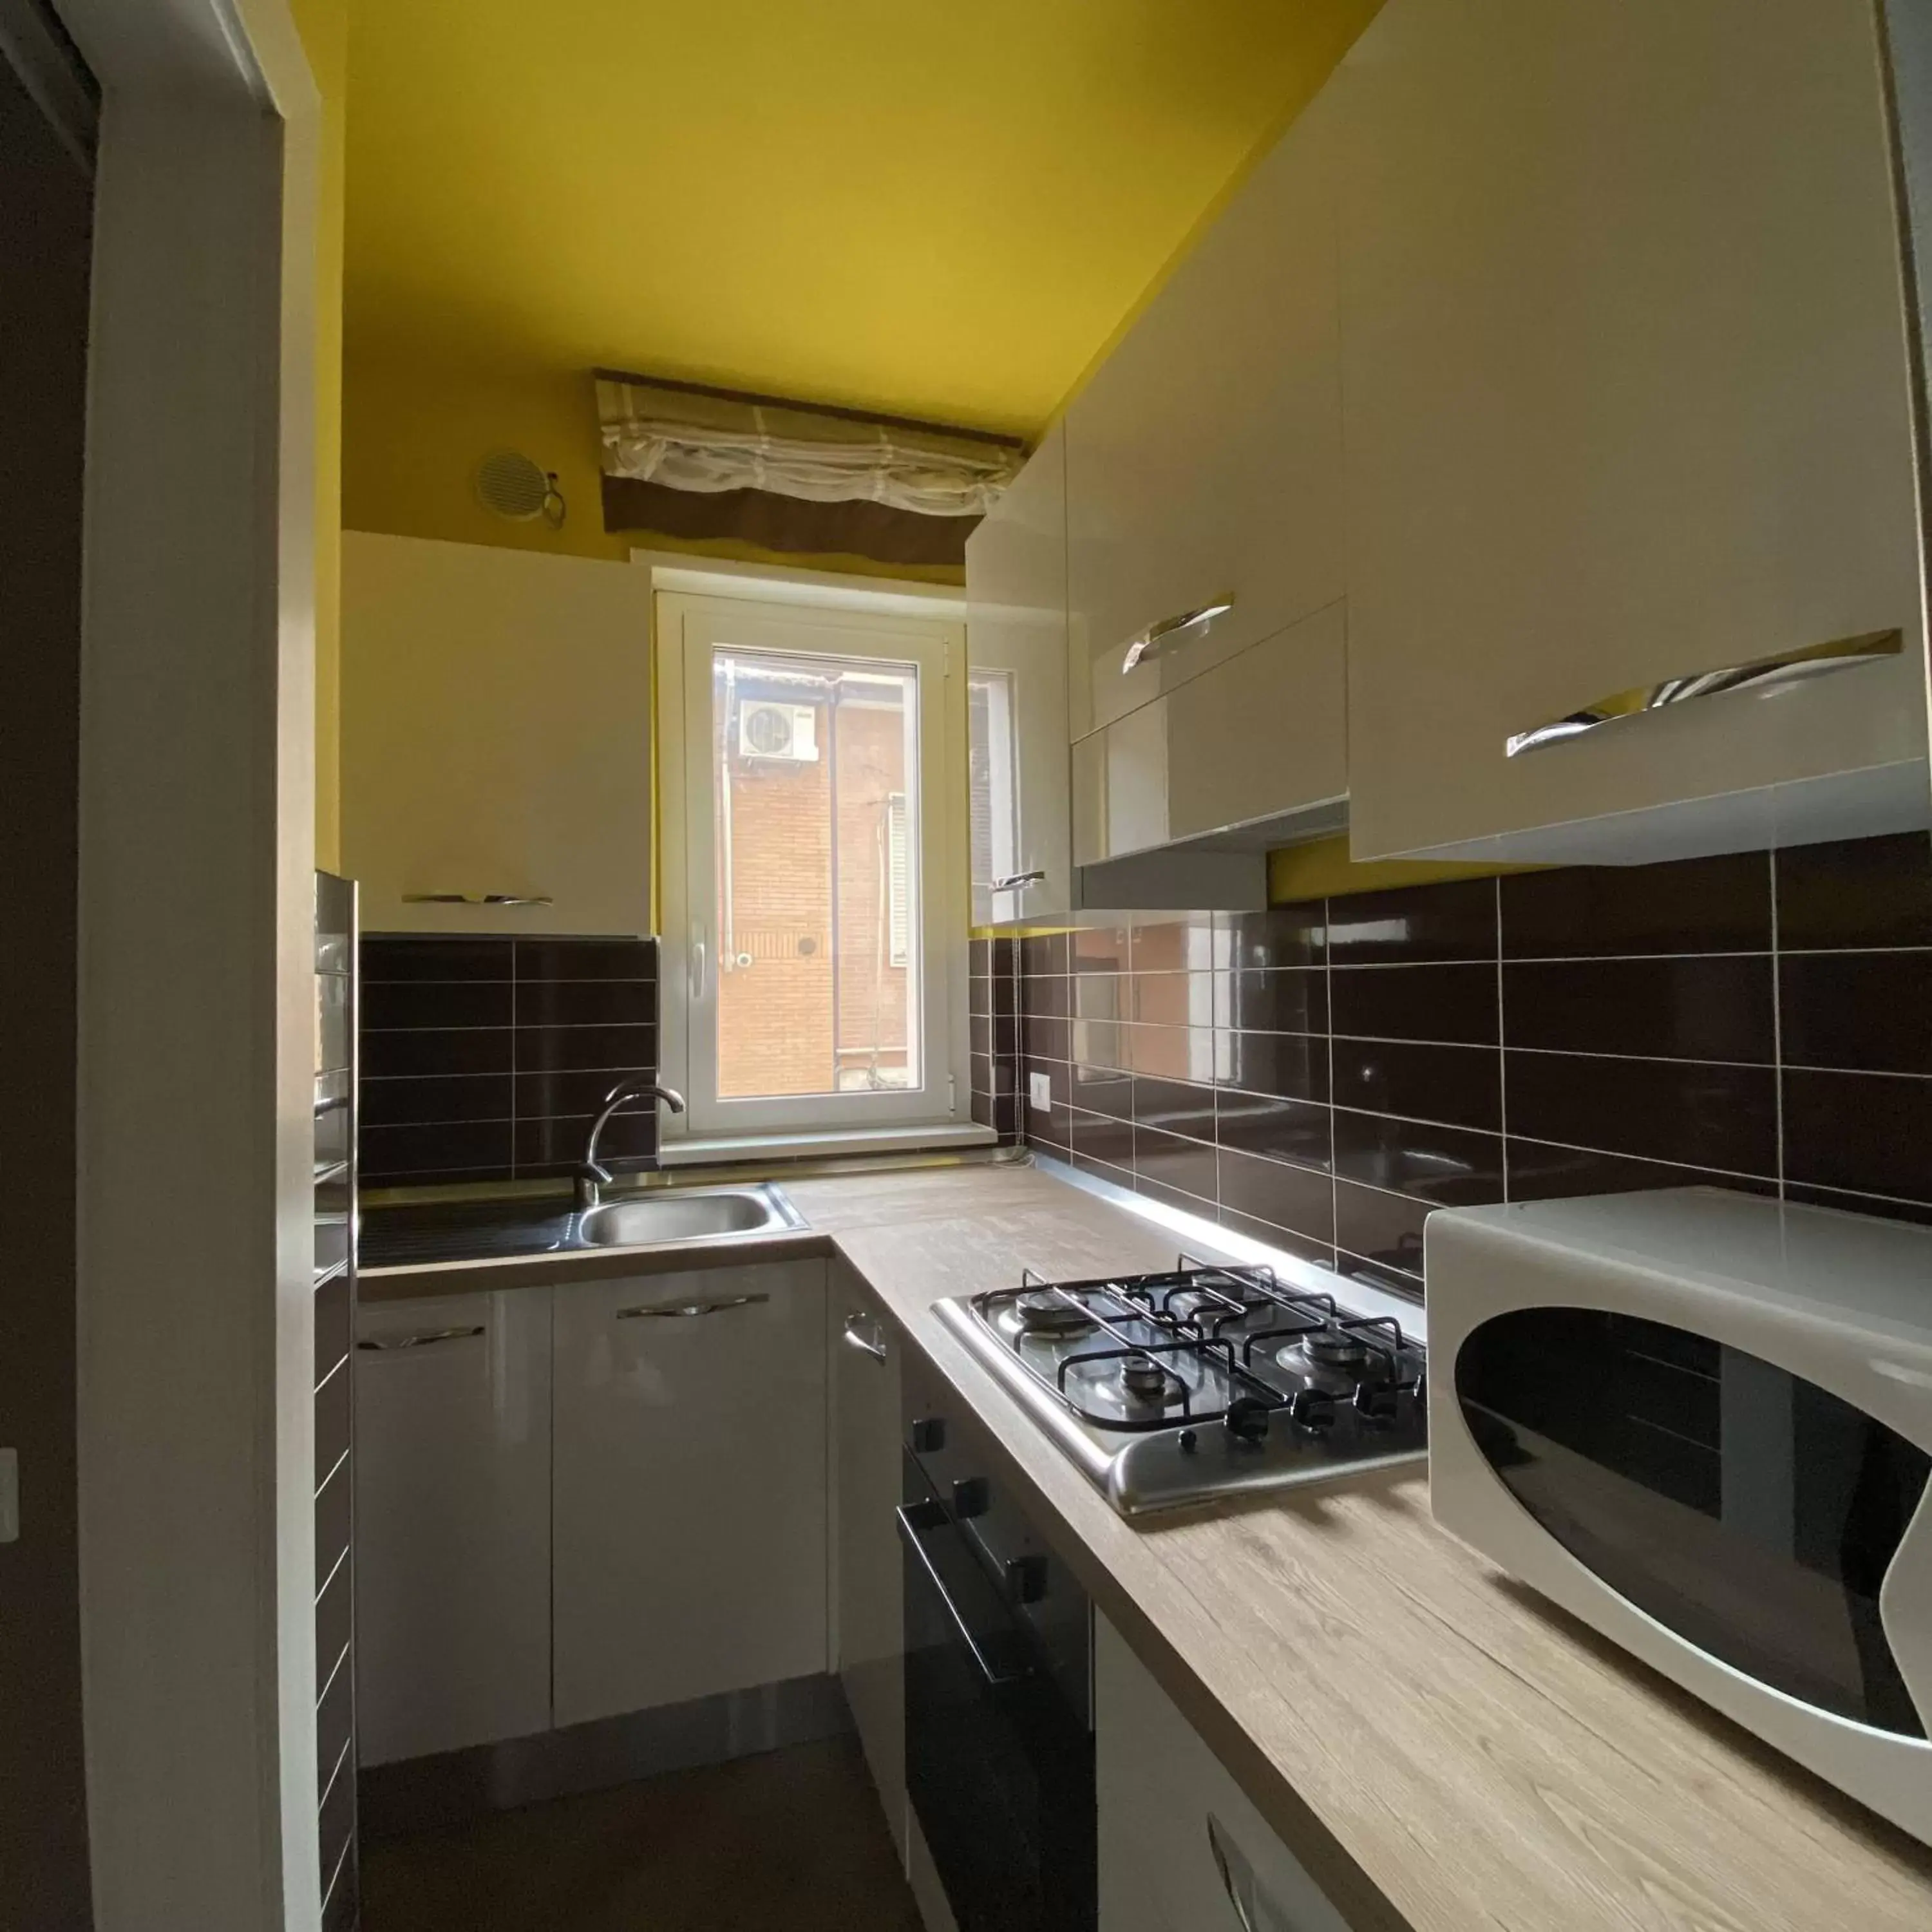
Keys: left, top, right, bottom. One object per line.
{"left": 656, "top": 588, "right": 971, "bottom": 1145}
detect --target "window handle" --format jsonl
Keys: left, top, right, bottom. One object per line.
{"left": 690, "top": 923, "right": 708, "bottom": 1001}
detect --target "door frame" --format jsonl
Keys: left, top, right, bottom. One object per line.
{"left": 57, "top": 0, "right": 323, "bottom": 1924}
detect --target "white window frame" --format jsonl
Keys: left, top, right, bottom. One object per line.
{"left": 650, "top": 567, "right": 980, "bottom": 1159}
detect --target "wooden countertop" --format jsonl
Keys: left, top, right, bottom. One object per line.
{"left": 368, "top": 1162, "right": 1932, "bottom": 1930}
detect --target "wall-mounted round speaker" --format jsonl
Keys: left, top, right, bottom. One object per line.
{"left": 476, "top": 450, "right": 565, "bottom": 527}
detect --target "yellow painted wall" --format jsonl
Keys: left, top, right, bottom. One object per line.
{"left": 341, "top": 350, "right": 965, "bottom": 583}
{"left": 290, "top": 0, "right": 346, "bottom": 869}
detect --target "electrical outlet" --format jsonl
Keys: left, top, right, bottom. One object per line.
{"left": 1029, "top": 1070, "right": 1052, "bottom": 1113}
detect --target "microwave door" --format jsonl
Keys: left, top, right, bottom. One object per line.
{"left": 1880, "top": 1468, "right": 1932, "bottom": 1746}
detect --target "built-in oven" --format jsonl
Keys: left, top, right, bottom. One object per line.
{"left": 1427, "top": 1188, "right": 1932, "bottom": 1848}
{"left": 900, "top": 1357, "right": 1095, "bottom": 1932}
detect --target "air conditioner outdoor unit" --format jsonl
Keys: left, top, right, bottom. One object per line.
{"left": 738, "top": 701, "right": 819, "bottom": 761}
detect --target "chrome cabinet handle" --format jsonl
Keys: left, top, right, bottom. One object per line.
{"left": 357, "top": 1325, "right": 485, "bottom": 1351}
{"left": 617, "top": 1293, "right": 769, "bottom": 1320}
{"left": 1121, "top": 598, "right": 1235, "bottom": 675}
{"left": 400, "top": 893, "right": 554, "bottom": 907}
{"left": 990, "top": 869, "right": 1047, "bottom": 891}
{"left": 842, "top": 1311, "right": 887, "bottom": 1363}
{"left": 895, "top": 1502, "right": 1031, "bottom": 1688}
{"left": 1504, "top": 628, "right": 1901, "bottom": 758}
{"left": 1207, "top": 1815, "right": 1274, "bottom": 1932}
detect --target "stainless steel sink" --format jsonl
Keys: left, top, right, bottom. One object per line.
{"left": 573, "top": 1182, "right": 807, "bottom": 1250}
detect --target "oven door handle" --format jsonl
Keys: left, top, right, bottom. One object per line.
{"left": 896, "top": 1502, "right": 1032, "bottom": 1689}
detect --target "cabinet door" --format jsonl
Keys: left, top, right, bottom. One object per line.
{"left": 1066, "top": 90, "right": 1345, "bottom": 740}
{"left": 829, "top": 1268, "right": 905, "bottom": 1853}
{"left": 1097, "top": 1616, "right": 1349, "bottom": 1932}
{"left": 966, "top": 422, "right": 1073, "bottom": 923}
{"left": 1074, "top": 605, "right": 1349, "bottom": 864}
{"left": 1340, "top": 0, "right": 1928, "bottom": 863}
{"left": 354, "top": 1290, "right": 552, "bottom": 1765}
{"left": 552, "top": 1260, "right": 829, "bottom": 1728}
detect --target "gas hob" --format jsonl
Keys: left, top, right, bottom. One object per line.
{"left": 934, "top": 1256, "right": 1426, "bottom": 1516}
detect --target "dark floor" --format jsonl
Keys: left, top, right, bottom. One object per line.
{"left": 361, "top": 1736, "right": 923, "bottom": 1932}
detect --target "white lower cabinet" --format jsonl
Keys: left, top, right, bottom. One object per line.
{"left": 829, "top": 1267, "right": 905, "bottom": 1852}
{"left": 551, "top": 1260, "right": 830, "bottom": 1728}
{"left": 354, "top": 1289, "right": 553, "bottom": 1766}
{"left": 1097, "top": 1615, "right": 1349, "bottom": 1932}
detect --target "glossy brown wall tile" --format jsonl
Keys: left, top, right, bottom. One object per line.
{"left": 1014, "top": 833, "right": 1932, "bottom": 1303}
{"left": 360, "top": 934, "right": 659, "bottom": 1186}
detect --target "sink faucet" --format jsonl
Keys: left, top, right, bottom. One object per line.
{"left": 574, "top": 1079, "right": 686, "bottom": 1209}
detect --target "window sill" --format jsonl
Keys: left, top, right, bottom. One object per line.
{"left": 658, "top": 1122, "right": 998, "bottom": 1166}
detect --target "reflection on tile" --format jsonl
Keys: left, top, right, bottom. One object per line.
{"left": 1072, "top": 977, "right": 1127, "bottom": 1023}
{"left": 1222, "top": 967, "right": 1326, "bottom": 1036}
{"left": 1783, "top": 1182, "right": 1932, "bottom": 1228}
{"left": 1506, "top": 1051, "right": 1776, "bottom": 1175}
{"left": 1776, "top": 832, "right": 1932, "bottom": 951}
{"left": 1332, "top": 1180, "right": 1428, "bottom": 1286}
{"left": 1782, "top": 1068, "right": 1932, "bottom": 1202}
{"left": 969, "top": 1088, "right": 1018, "bottom": 1140}
{"left": 1501, "top": 852, "right": 1770, "bottom": 958}
{"left": 1020, "top": 933, "right": 1068, "bottom": 978}
{"left": 1218, "top": 1144, "right": 1334, "bottom": 1247}
{"left": 1025, "top": 1014, "right": 1072, "bottom": 1063}
{"left": 1071, "top": 1018, "right": 1124, "bottom": 1074}
{"left": 1072, "top": 925, "right": 1129, "bottom": 972}
{"left": 1223, "top": 904, "right": 1326, "bottom": 971}
{"left": 1336, "top": 1249, "right": 1423, "bottom": 1305}
{"left": 1070, "top": 1063, "right": 1133, "bottom": 1119}
{"left": 1127, "top": 914, "right": 1216, "bottom": 973}
{"left": 1021, "top": 971, "right": 1071, "bottom": 1020}
{"left": 1327, "top": 878, "right": 1497, "bottom": 965}
{"left": 1132, "top": 1124, "right": 1218, "bottom": 1205}
{"left": 1330, "top": 1109, "right": 1504, "bottom": 1207}
{"left": 1779, "top": 952, "right": 1932, "bottom": 1074}
{"left": 1504, "top": 1138, "right": 1766, "bottom": 1203}
{"left": 1504, "top": 956, "right": 1774, "bottom": 1063}
{"left": 1216, "top": 1090, "right": 1331, "bottom": 1171}
{"left": 1124, "top": 1023, "right": 1218, "bottom": 1083}
{"left": 1070, "top": 1107, "right": 1135, "bottom": 1170}
{"left": 1331, "top": 1037, "right": 1500, "bottom": 1132}
{"left": 1129, "top": 972, "right": 1215, "bottom": 1027}
{"left": 1218, "top": 1030, "right": 1327, "bottom": 1104}
{"left": 1130, "top": 1076, "right": 1217, "bottom": 1140}
{"left": 1216, "top": 1205, "right": 1335, "bottom": 1271}
{"left": 515, "top": 1112, "right": 656, "bottom": 1170}
{"left": 513, "top": 1068, "right": 656, "bottom": 1120}
{"left": 1331, "top": 963, "right": 1498, "bottom": 1046}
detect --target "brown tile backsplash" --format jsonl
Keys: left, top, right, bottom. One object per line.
{"left": 359, "top": 933, "right": 659, "bottom": 1187}
{"left": 1010, "top": 830, "right": 1932, "bottom": 1298}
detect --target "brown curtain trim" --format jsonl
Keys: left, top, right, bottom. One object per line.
{"left": 601, "top": 474, "right": 978, "bottom": 567}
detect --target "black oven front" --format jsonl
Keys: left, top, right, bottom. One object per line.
{"left": 900, "top": 1367, "right": 1095, "bottom": 1932}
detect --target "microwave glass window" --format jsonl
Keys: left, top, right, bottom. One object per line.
{"left": 1456, "top": 1307, "right": 1931, "bottom": 1738}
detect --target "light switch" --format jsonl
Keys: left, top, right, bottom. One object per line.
{"left": 0, "top": 1449, "right": 17, "bottom": 1544}
{"left": 1029, "top": 1071, "right": 1052, "bottom": 1113}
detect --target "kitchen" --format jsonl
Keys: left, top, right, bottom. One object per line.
{"left": 8, "top": 1, "right": 1932, "bottom": 1929}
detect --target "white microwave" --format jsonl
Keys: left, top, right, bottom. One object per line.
{"left": 1425, "top": 1188, "right": 1932, "bottom": 1846}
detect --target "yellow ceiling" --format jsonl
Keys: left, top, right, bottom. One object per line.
{"left": 343, "top": 0, "right": 1380, "bottom": 437}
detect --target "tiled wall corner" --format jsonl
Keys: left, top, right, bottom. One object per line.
{"left": 359, "top": 934, "right": 659, "bottom": 1187}
{"left": 1016, "top": 831, "right": 1932, "bottom": 1303}
{"left": 969, "top": 935, "right": 1021, "bottom": 1143}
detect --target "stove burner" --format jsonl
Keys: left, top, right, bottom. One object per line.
{"left": 1014, "top": 1289, "right": 1099, "bottom": 1336}
{"left": 1300, "top": 1323, "right": 1372, "bottom": 1368}
{"left": 1119, "top": 1358, "right": 1171, "bottom": 1403}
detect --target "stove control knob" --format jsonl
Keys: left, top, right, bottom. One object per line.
{"left": 951, "top": 1477, "right": 990, "bottom": 1520}
{"left": 1005, "top": 1554, "right": 1049, "bottom": 1605}
{"left": 1177, "top": 1429, "right": 1198, "bottom": 1454}
{"left": 1225, "top": 1396, "right": 1271, "bottom": 1444}
{"left": 1289, "top": 1389, "right": 1336, "bottom": 1432}
{"left": 910, "top": 1417, "right": 947, "bottom": 1455}
{"left": 1354, "top": 1383, "right": 1399, "bottom": 1424}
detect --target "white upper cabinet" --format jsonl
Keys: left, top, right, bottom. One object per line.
{"left": 1338, "top": 0, "right": 1931, "bottom": 863}
{"left": 1064, "top": 86, "right": 1349, "bottom": 808}
{"left": 966, "top": 422, "right": 1074, "bottom": 926}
